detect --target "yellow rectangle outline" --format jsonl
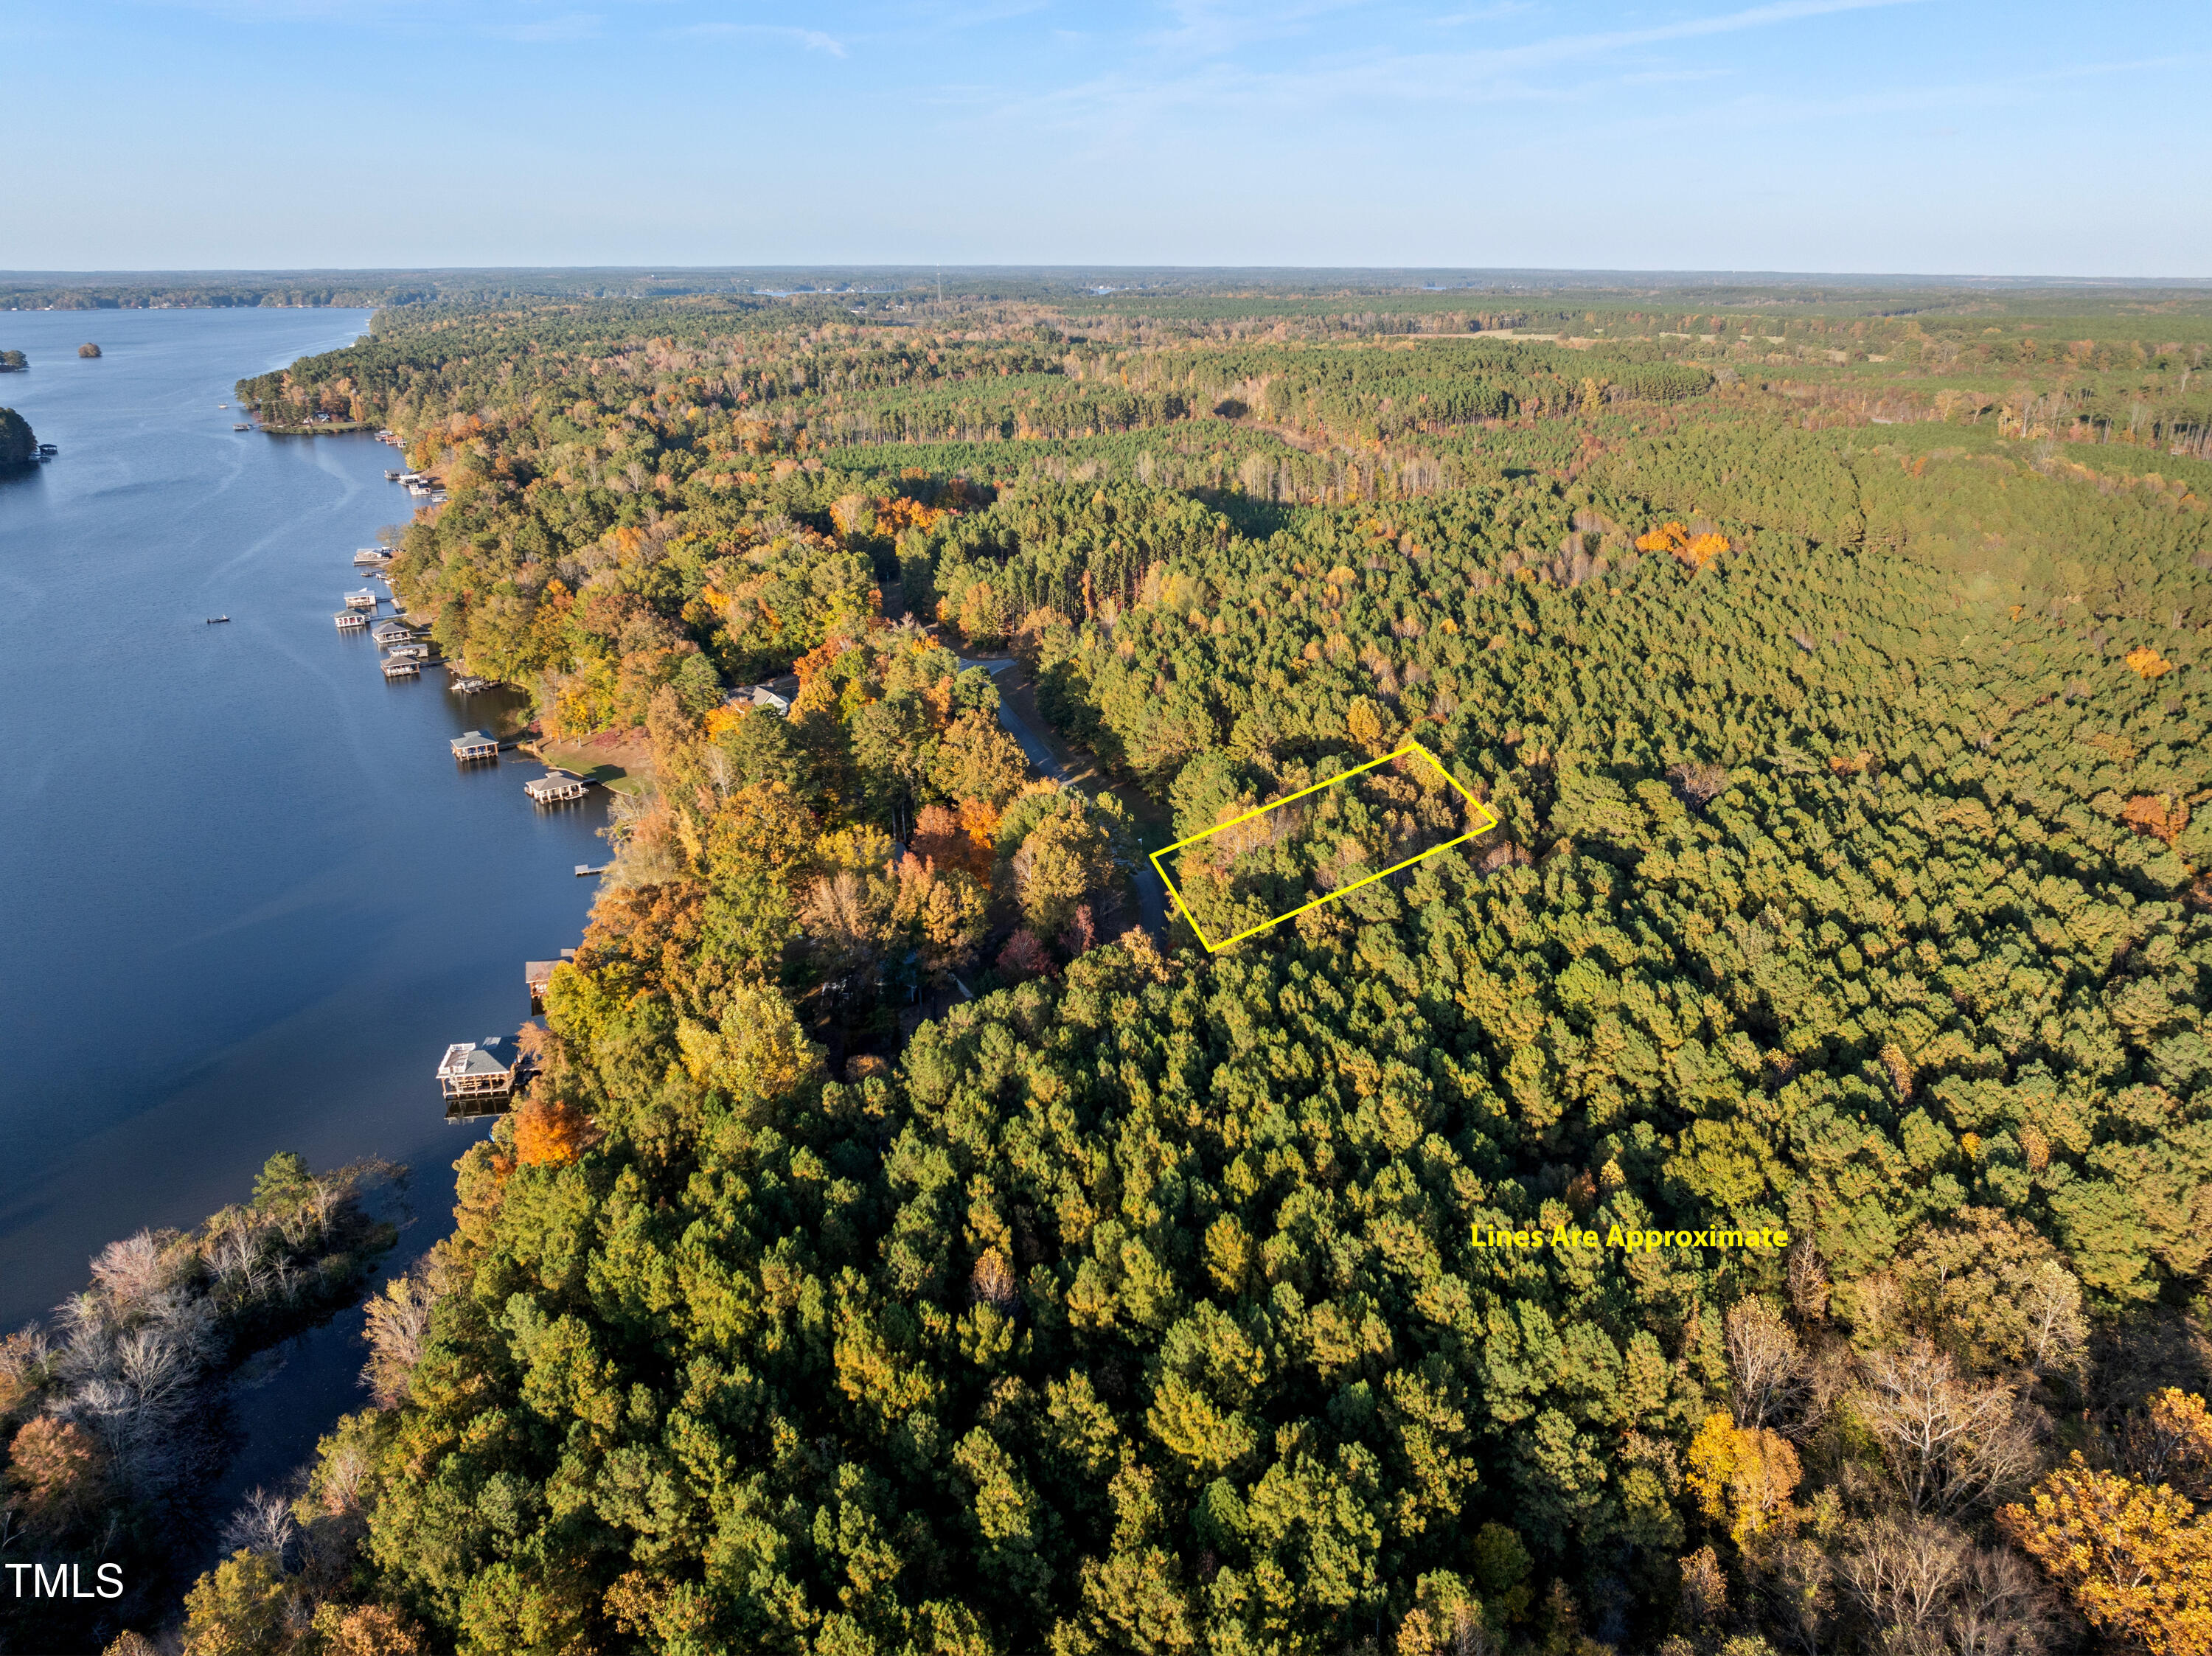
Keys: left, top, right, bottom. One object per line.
{"left": 1149, "top": 740, "right": 1500, "bottom": 951}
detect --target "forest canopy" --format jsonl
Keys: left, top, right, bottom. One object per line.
{"left": 100, "top": 277, "right": 2212, "bottom": 1656}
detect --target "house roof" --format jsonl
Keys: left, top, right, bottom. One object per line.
{"left": 437, "top": 1039, "right": 512, "bottom": 1079}
{"left": 725, "top": 685, "right": 791, "bottom": 715}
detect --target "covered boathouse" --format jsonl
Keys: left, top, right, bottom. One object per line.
{"left": 451, "top": 730, "right": 498, "bottom": 762}
{"left": 437, "top": 1034, "right": 527, "bottom": 1119}
{"left": 525, "top": 949, "right": 575, "bottom": 1013}
{"left": 524, "top": 771, "right": 587, "bottom": 804}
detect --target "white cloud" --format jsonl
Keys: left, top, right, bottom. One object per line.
{"left": 953, "top": 0, "right": 1936, "bottom": 145}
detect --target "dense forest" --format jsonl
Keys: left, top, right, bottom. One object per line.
{"left": 23, "top": 276, "right": 2212, "bottom": 1655}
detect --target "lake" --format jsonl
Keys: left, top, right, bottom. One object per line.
{"left": 0, "top": 309, "right": 609, "bottom": 1517}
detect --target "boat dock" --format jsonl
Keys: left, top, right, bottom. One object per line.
{"left": 382, "top": 658, "right": 420, "bottom": 680}
{"left": 524, "top": 771, "right": 587, "bottom": 804}
{"left": 335, "top": 612, "right": 368, "bottom": 630}
{"left": 448, "top": 675, "right": 493, "bottom": 695}
{"left": 344, "top": 590, "right": 379, "bottom": 612}
{"left": 575, "top": 863, "right": 607, "bottom": 877}
{"left": 524, "top": 948, "right": 576, "bottom": 1012}
{"left": 437, "top": 1035, "right": 524, "bottom": 1119}
{"left": 451, "top": 730, "right": 498, "bottom": 762}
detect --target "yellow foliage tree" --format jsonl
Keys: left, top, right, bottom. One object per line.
{"left": 2001, "top": 1453, "right": 2212, "bottom": 1656}
{"left": 675, "top": 983, "right": 824, "bottom": 1117}
{"left": 1635, "top": 521, "right": 1731, "bottom": 568}
{"left": 2130, "top": 1389, "right": 2212, "bottom": 1500}
{"left": 2127, "top": 644, "right": 2176, "bottom": 678}
{"left": 1346, "top": 696, "right": 1391, "bottom": 754}
{"left": 1685, "top": 1410, "right": 1801, "bottom": 1545}
{"left": 311, "top": 1601, "right": 431, "bottom": 1656}
{"left": 180, "top": 1551, "right": 291, "bottom": 1656}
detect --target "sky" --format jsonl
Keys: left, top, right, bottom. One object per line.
{"left": 10, "top": 0, "right": 2210, "bottom": 276}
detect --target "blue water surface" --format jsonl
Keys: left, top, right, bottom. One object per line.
{"left": 0, "top": 309, "right": 607, "bottom": 1514}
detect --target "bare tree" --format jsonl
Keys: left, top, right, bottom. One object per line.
{"left": 1787, "top": 1238, "right": 1831, "bottom": 1323}
{"left": 1758, "top": 1536, "right": 1836, "bottom": 1656}
{"left": 307, "top": 1430, "right": 373, "bottom": 1523}
{"left": 152, "top": 1291, "right": 221, "bottom": 1369}
{"left": 88, "top": 1232, "right": 170, "bottom": 1312}
{"left": 801, "top": 871, "right": 889, "bottom": 979}
{"left": 1727, "top": 1298, "right": 1806, "bottom": 1430}
{"left": 1842, "top": 1514, "right": 1968, "bottom": 1656}
{"left": 0, "top": 1326, "right": 54, "bottom": 1408}
{"left": 114, "top": 1327, "right": 195, "bottom": 1420}
{"left": 2015, "top": 1259, "right": 2087, "bottom": 1381}
{"left": 362, "top": 1268, "right": 438, "bottom": 1409}
{"left": 1857, "top": 1342, "right": 2041, "bottom": 1515}
{"left": 1447, "top": 1606, "right": 1495, "bottom": 1656}
{"left": 1678, "top": 1545, "right": 1727, "bottom": 1630}
{"left": 1946, "top": 1545, "right": 2052, "bottom": 1656}
{"left": 699, "top": 740, "right": 737, "bottom": 803}
{"left": 219, "top": 1486, "right": 299, "bottom": 1565}
{"left": 1666, "top": 759, "right": 1728, "bottom": 807}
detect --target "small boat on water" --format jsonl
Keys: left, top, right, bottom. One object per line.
{"left": 206, "top": 616, "right": 230, "bottom": 625}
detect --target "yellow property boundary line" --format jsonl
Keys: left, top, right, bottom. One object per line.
{"left": 1150, "top": 740, "right": 1500, "bottom": 951}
